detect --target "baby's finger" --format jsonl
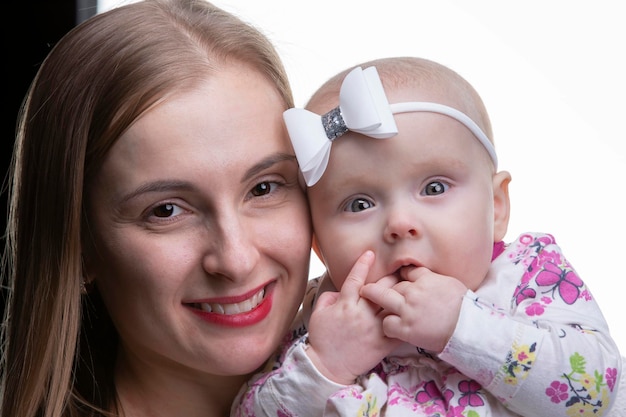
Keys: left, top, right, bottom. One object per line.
{"left": 339, "top": 250, "right": 374, "bottom": 304}
{"left": 400, "top": 265, "right": 430, "bottom": 282}
{"left": 375, "top": 274, "right": 400, "bottom": 289}
{"left": 360, "top": 282, "right": 404, "bottom": 314}
{"left": 380, "top": 314, "right": 406, "bottom": 340}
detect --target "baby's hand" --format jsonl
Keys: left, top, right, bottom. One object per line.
{"left": 360, "top": 266, "right": 467, "bottom": 353}
{"left": 306, "top": 251, "right": 402, "bottom": 385}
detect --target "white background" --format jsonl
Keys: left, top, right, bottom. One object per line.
{"left": 101, "top": 0, "right": 626, "bottom": 354}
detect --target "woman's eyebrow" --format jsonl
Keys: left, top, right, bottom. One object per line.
{"left": 118, "top": 154, "right": 297, "bottom": 204}
{"left": 119, "top": 180, "right": 194, "bottom": 205}
{"left": 241, "top": 153, "right": 296, "bottom": 182}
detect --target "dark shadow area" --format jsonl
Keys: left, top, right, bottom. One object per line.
{"left": 2, "top": 0, "right": 97, "bottom": 324}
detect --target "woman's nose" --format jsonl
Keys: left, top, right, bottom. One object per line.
{"left": 202, "top": 217, "right": 259, "bottom": 281}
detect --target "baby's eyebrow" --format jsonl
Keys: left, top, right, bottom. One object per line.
{"left": 241, "top": 152, "right": 297, "bottom": 182}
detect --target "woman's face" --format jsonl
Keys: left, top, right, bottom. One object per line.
{"left": 86, "top": 65, "right": 311, "bottom": 379}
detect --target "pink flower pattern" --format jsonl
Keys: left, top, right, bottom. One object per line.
{"left": 544, "top": 352, "right": 616, "bottom": 415}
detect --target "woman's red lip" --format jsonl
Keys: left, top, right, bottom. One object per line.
{"left": 186, "top": 282, "right": 275, "bottom": 328}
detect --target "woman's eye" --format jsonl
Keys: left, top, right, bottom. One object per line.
{"left": 250, "top": 181, "right": 277, "bottom": 197}
{"left": 422, "top": 181, "right": 448, "bottom": 196}
{"left": 345, "top": 198, "right": 374, "bottom": 212}
{"left": 151, "top": 203, "right": 183, "bottom": 218}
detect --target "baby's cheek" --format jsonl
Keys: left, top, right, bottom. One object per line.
{"left": 324, "top": 253, "right": 356, "bottom": 290}
{"left": 365, "top": 264, "right": 390, "bottom": 285}
{"left": 325, "top": 261, "right": 349, "bottom": 290}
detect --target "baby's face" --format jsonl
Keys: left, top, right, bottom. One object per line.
{"left": 308, "top": 95, "right": 505, "bottom": 291}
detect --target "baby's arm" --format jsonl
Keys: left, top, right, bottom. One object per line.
{"left": 444, "top": 235, "right": 621, "bottom": 415}
{"left": 439, "top": 290, "right": 621, "bottom": 416}
{"left": 232, "top": 251, "right": 401, "bottom": 417}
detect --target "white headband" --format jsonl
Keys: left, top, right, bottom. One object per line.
{"left": 284, "top": 66, "right": 497, "bottom": 186}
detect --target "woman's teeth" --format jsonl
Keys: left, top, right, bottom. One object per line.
{"left": 197, "top": 287, "right": 265, "bottom": 315}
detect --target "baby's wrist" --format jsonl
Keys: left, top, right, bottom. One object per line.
{"left": 304, "top": 341, "right": 357, "bottom": 385}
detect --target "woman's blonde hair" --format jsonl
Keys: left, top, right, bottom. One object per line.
{"left": 0, "top": 1, "right": 292, "bottom": 416}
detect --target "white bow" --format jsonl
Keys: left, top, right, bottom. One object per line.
{"left": 284, "top": 66, "right": 498, "bottom": 187}
{"left": 283, "top": 66, "right": 398, "bottom": 186}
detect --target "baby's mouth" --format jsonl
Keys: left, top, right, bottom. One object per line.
{"left": 188, "top": 287, "right": 266, "bottom": 315}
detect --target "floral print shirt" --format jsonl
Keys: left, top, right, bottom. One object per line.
{"left": 232, "top": 233, "right": 622, "bottom": 417}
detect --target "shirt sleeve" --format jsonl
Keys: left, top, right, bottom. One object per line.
{"left": 439, "top": 233, "right": 622, "bottom": 416}
{"left": 233, "top": 337, "right": 348, "bottom": 417}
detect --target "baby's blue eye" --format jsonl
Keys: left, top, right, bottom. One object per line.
{"left": 422, "top": 181, "right": 448, "bottom": 196}
{"left": 345, "top": 198, "right": 374, "bottom": 212}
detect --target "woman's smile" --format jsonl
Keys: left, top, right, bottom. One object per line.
{"left": 186, "top": 282, "right": 276, "bottom": 328}
{"left": 184, "top": 281, "right": 271, "bottom": 315}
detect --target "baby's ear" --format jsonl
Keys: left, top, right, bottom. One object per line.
{"left": 492, "top": 170, "right": 512, "bottom": 241}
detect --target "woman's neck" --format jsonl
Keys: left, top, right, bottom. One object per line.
{"left": 114, "top": 354, "right": 251, "bottom": 417}
{"left": 118, "top": 379, "right": 247, "bottom": 417}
